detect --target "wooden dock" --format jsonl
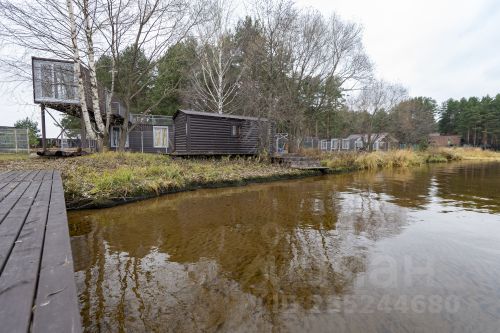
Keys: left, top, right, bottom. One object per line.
{"left": 0, "top": 170, "right": 81, "bottom": 332}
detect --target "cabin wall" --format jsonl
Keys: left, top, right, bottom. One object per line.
{"left": 173, "top": 113, "right": 270, "bottom": 155}
{"left": 188, "top": 115, "right": 253, "bottom": 154}
{"left": 109, "top": 124, "right": 173, "bottom": 153}
{"left": 174, "top": 113, "right": 188, "bottom": 154}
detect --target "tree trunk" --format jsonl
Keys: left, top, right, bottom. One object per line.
{"left": 66, "top": 0, "right": 96, "bottom": 141}
{"left": 83, "top": 0, "right": 108, "bottom": 150}
{"left": 118, "top": 99, "right": 130, "bottom": 152}
{"left": 217, "top": 44, "right": 223, "bottom": 114}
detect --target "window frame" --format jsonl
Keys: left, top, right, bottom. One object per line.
{"left": 231, "top": 123, "right": 241, "bottom": 137}
{"left": 153, "top": 126, "right": 169, "bottom": 148}
{"left": 110, "top": 126, "right": 129, "bottom": 148}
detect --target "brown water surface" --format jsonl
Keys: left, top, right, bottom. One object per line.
{"left": 69, "top": 162, "right": 500, "bottom": 332}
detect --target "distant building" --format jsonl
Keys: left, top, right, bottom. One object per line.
{"left": 428, "top": 133, "right": 461, "bottom": 147}
{"left": 340, "top": 133, "right": 398, "bottom": 151}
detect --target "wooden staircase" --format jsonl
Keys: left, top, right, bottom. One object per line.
{"left": 273, "top": 154, "right": 328, "bottom": 171}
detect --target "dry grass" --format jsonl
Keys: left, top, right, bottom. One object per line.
{"left": 0, "top": 148, "right": 498, "bottom": 209}
{"left": 0, "top": 152, "right": 314, "bottom": 208}
{"left": 320, "top": 147, "right": 500, "bottom": 171}
{"left": 0, "top": 153, "right": 30, "bottom": 161}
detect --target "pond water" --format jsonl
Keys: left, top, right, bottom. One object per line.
{"left": 68, "top": 162, "right": 500, "bottom": 333}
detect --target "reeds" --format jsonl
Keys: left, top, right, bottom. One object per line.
{"left": 321, "top": 147, "right": 500, "bottom": 171}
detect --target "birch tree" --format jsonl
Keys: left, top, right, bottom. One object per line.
{"left": 99, "top": 0, "right": 132, "bottom": 149}
{"left": 191, "top": 0, "right": 239, "bottom": 114}
{"left": 0, "top": 0, "right": 103, "bottom": 143}
{"left": 66, "top": 0, "right": 97, "bottom": 140}
{"left": 80, "top": 0, "right": 107, "bottom": 147}
{"left": 0, "top": 0, "right": 99, "bottom": 141}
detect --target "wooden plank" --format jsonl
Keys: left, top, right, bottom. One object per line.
{"left": 0, "top": 181, "right": 31, "bottom": 225}
{"left": 0, "top": 171, "right": 19, "bottom": 183}
{"left": 11, "top": 171, "right": 31, "bottom": 182}
{"left": 22, "top": 170, "right": 42, "bottom": 182}
{"left": 33, "top": 170, "right": 49, "bottom": 181}
{"left": 0, "top": 177, "right": 52, "bottom": 332}
{"left": 33, "top": 171, "right": 81, "bottom": 333}
{"left": 0, "top": 171, "right": 14, "bottom": 182}
{"left": 0, "top": 179, "right": 42, "bottom": 272}
{"left": 42, "top": 170, "right": 54, "bottom": 181}
{"left": 0, "top": 181, "right": 22, "bottom": 204}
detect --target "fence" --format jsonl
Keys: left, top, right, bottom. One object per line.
{"left": 0, "top": 128, "right": 30, "bottom": 154}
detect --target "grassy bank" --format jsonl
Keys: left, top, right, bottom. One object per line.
{"left": 0, "top": 153, "right": 316, "bottom": 209}
{"left": 318, "top": 147, "right": 500, "bottom": 171}
{"left": 0, "top": 147, "right": 499, "bottom": 209}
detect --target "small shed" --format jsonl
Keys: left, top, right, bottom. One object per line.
{"left": 172, "top": 109, "right": 273, "bottom": 155}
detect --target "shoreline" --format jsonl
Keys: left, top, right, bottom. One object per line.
{"left": 65, "top": 170, "right": 321, "bottom": 210}
{"left": 1, "top": 148, "right": 499, "bottom": 211}
{"left": 66, "top": 158, "right": 500, "bottom": 210}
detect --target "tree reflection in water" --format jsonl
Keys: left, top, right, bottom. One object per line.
{"left": 69, "top": 162, "right": 500, "bottom": 332}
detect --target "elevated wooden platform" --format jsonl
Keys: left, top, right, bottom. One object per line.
{"left": 0, "top": 170, "right": 81, "bottom": 332}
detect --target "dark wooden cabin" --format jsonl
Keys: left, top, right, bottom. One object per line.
{"left": 172, "top": 109, "right": 273, "bottom": 155}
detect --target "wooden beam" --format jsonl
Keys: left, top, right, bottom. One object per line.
{"left": 41, "top": 104, "right": 47, "bottom": 151}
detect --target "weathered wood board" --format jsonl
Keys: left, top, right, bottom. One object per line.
{"left": 0, "top": 170, "right": 81, "bottom": 333}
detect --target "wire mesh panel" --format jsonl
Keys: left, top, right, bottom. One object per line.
{"left": 32, "top": 58, "right": 78, "bottom": 105}
{"left": 302, "top": 137, "right": 320, "bottom": 150}
{"left": 0, "top": 128, "right": 30, "bottom": 153}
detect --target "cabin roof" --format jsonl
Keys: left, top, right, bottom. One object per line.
{"left": 174, "top": 109, "right": 268, "bottom": 122}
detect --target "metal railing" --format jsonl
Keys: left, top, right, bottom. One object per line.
{"left": 130, "top": 114, "right": 173, "bottom": 126}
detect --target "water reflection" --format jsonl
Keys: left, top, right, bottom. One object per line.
{"left": 69, "top": 162, "right": 500, "bottom": 332}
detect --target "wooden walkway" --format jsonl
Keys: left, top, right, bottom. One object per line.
{"left": 0, "top": 170, "right": 81, "bottom": 332}
{"left": 272, "top": 155, "right": 329, "bottom": 172}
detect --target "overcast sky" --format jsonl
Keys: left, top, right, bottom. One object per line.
{"left": 1, "top": 0, "right": 500, "bottom": 136}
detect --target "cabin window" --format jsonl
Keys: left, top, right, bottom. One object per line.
{"left": 342, "top": 139, "right": 349, "bottom": 149}
{"left": 231, "top": 124, "right": 241, "bottom": 137}
{"left": 153, "top": 126, "right": 169, "bottom": 148}
{"left": 320, "top": 140, "right": 328, "bottom": 150}
{"left": 355, "top": 140, "right": 363, "bottom": 149}
{"left": 110, "top": 126, "right": 129, "bottom": 148}
{"left": 331, "top": 139, "right": 338, "bottom": 150}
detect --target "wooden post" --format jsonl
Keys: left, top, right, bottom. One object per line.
{"left": 26, "top": 128, "right": 30, "bottom": 154}
{"left": 141, "top": 131, "right": 144, "bottom": 153}
{"left": 14, "top": 128, "right": 18, "bottom": 153}
{"left": 41, "top": 104, "right": 47, "bottom": 152}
